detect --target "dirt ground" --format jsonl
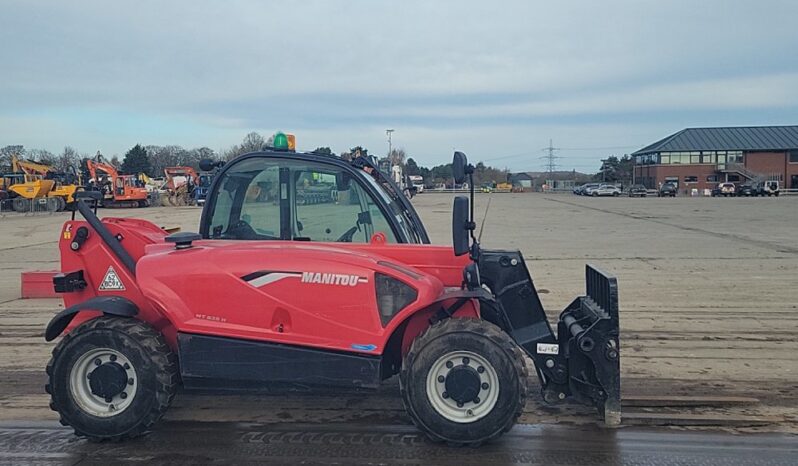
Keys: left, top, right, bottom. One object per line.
{"left": 0, "top": 193, "right": 796, "bottom": 432}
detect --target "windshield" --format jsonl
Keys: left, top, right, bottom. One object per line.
{"left": 199, "top": 175, "right": 212, "bottom": 187}
{"left": 359, "top": 172, "right": 422, "bottom": 243}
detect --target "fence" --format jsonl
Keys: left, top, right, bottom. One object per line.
{"left": 0, "top": 197, "right": 62, "bottom": 216}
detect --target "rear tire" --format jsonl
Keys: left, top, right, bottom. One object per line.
{"left": 45, "top": 316, "right": 178, "bottom": 441}
{"left": 12, "top": 197, "right": 29, "bottom": 212}
{"left": 400, "top": 318, "right": 527, "bottom": 446}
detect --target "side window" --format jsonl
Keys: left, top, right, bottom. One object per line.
{"left": 293, "top": 165, "right": 397, "bottom": 243}
{"left": 208, "top": 159, "right": 281, "bottom": 239}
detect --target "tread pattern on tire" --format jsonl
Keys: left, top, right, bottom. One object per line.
{"left": 399, "top": 318, "right": 528, "bottom": 447}
{"left": 45, "top": 316, "right": 179, "bottom": 441}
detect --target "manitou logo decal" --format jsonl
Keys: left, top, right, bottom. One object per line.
{"left": 241, "top": 270, "right": 368, "bottom": 288}
{"left": 301, "top": 272, "right": 368, "bottom": 287}
{"left": 98, "top": 266, "right": 125, "bottom": 291}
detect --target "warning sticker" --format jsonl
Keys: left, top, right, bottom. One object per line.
{"left": 99, "top": 266, "right": 125, "bottom": 291}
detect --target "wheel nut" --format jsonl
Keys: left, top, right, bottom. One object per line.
{"left": 477, "top": 366, "right": 485, "bottom": 373}
{"left": 437, "top": 375, "right": 445, "bottom": 383}
{"left": 558, "top": 392, "right": 566, "bottom": 400}
{"left": 109, "top": 354, "right": 117, "bottom": 362}
{"left": 467, "top": 409, "right": 474, "bottom": 416}
{"left": 128, "top": 378, "right": 134, "bottom": 385}
{"left": 481, "top": 383, "right": 489, "bottom": 390}
{"left": 120, "top": 392, "right": 127, "bottom": 399}
{"left": 445, "top": 361, "right": 453, "bottom": 369}
{"left": 94, "top": 359, "right": 102, "bottom": 366}
{"left": 442, "top": 392, "right": 449, "bottom": 399}
{"left": 105, "top": 397, "right": 113, "bottom": 403}
{"left": 473, "top": 397, "right": 480, "bottom": 404}
{"left": 457, "top": 402, "right": 464, "bottom": 408}
{"left": 462, "top": 357, "right": 470, "bottom": 365}
{"left": 123, "top": 363, "right": 130, "bottom": 370}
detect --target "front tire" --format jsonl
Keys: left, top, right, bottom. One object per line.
{"left": 45, "top": 316, "right": 178, "bottom": 441}
{"left": 400, "top": 318, "right": 527, "bottom": 446}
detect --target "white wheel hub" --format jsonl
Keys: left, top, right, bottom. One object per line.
{"left": 425, "top": 350, "right": 500, "bottom": 423}
{"left": 69, "top": 348, "right": 138, "bottom": 417}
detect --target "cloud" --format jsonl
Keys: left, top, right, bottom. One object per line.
{"left": 1, "top": 0, "right": 797, "bottom": 170}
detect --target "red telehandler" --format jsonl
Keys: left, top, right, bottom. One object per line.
{"left": 45, "top": 148, "right": 620, "bottom": 446}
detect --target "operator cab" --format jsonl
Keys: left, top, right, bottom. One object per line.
{"left": 200, "top": 145, "right": 429, "bottom": 244}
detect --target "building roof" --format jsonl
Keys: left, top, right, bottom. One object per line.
{"left": 632, "top": 125, "right": 798, "bottom": 155}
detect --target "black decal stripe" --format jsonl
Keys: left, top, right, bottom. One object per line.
{"left": 240, "top": 270, "right": 301, "bottom": 282}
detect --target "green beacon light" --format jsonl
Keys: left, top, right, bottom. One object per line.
{"left": 272, "top": 132, "right": 289, "bottom": 151}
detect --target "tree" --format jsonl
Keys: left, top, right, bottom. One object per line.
{"left": 312, "top": 147, "right": 334, "bottom": 156}
{"left": 389, "top": 148, "right": 406, "bottom": 166}
{"left": 0, "top": 145, "right": 24, "bottom": 171}
{"left": 223, "top": 132, "right": 265, "bottom": 160}
{"left": 121, "top": 144, "right": 151, "bottom": 175}
{"left": 28, "top": 149, "right": 56, "bottom": 166}
{"left": 349, "top": 146, "right": 368, "bottom": 158}
{"left": 56, "top": 146, "right": 79, "bottom": 174}
{"left": 405, "top": 158, "right": 421, "bottom": 176}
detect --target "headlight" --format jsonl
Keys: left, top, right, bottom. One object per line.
{"left": 375, "top": 273, "right": 417, "bottom": 326}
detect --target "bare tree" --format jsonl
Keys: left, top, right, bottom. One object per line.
{"left": 0, "top": 145, "right": 25, "bottom": 170}
{"left": 389, "top": 148, "right": 406, "bottom": 166}
{"left": 56, "top": 146, "right": 80, "bottom": 173}
{"left": 223, "top": 132, "right": 265, "bottom": 160}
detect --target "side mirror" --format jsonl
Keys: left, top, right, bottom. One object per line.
{"left": 452, "top": 151, "right": 468, "bottom": 184}
{"left": 452, "top": 196, "right": 470, "bottom": 256}
{"left": 200, "top": 158, "right": 224, "bottom": 172}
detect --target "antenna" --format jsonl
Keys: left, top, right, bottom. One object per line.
{"left": 477, "top": 196, "right": 492, "bottom": 243}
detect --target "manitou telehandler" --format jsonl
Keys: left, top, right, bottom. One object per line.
{"left": 45, "top": 145, "right": 621, "bottom": 446}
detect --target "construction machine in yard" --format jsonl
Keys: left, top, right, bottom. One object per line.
{"left": 162, "top": 166, "right": 199, "bottom": 206}
{"left": 86, "top": 158, "right": 149, "bottom": 208}
{"left": 44, "top": 146, "right": 620, "bottom": 446}
{"left": 0, "top": 172, "right": 56, "bottom": 211}
{"left": 10, "top": 155, "right": 80, "bottom": 211}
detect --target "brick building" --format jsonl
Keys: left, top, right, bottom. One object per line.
{"left": 632, "top": 126, "right": 798, "bottom": 193}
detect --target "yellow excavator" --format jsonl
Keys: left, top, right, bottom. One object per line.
{"left": 1, "top": 155, "right": 80, "bottom": 211}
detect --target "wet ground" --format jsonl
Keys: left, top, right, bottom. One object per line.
{"left": 1, "top": 420, "right": 796, "bottom": 465}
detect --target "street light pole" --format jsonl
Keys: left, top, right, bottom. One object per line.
{"left": 386, "top": 129, "right": 394, "bottom": 158}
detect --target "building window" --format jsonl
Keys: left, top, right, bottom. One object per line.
{"left": 660, "top": 154, "right": 670, "bottom": 164}
{"left": 707, "top": 175, "right": 718, "bottom": 182}
{"left": 684, "top": 176, "right": 698, "bottom": 183}
{"left": 728, "top": 174, "right": 741, "bottom": 182}
{"left": 789, "top": 150, "right": 798, "bottom": 163}
{"left": 728, "top": 151, "right": 743, "bottom": 163}
{"left": 690, "top": 152, "right": 700, "bottom": 164}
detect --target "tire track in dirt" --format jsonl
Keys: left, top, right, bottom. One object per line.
{"left": 544, "top": 197, "right": 798, "bottom": 255}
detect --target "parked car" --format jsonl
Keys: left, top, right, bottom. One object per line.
{"left": 736, "top": 184, "right": 755, "bottom": 197}
{"left": 657, "top": 183, "right": 677, "bottom": 197}
{"left": 591, "top": 184, "right": 622, "bottom": 197}
{"left": 712, "top": 182, "right": 736, "bottom": 197}
{"left": 753, "top": 180, "right": 780, "bottom": 197}
{"left": 628, "top": 184, "right": 647, "bottom": 197}
{"left": 582, "top": 183, "right": 601, "bottom": 196}
{"left": 574, "top": 183, "right": 599, "bottom": 195}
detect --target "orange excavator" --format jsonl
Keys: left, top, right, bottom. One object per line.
{"left": 162, "top": 166, "right": 199, "bottom": 206}
{"left": 86, "top": 157, "right": 149, "bottom": 208}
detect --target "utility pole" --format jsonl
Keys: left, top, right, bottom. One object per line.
{"left": 540, "top": 139, "right": 561, "bottom": 190}
{"left": 386, "top": 129, "right": 394, "bottom": 158}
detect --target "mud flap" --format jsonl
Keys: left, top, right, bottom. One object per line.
{"left": 556, "top": 265, "right": 621, "bottom": 426}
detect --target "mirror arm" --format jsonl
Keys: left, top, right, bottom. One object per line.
{"left": 468, "top": 170, "right": 480, "bottom": 262}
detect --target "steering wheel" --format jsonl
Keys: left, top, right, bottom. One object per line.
{"left": 336, "top": 225, "right": 359, "bottom": 242}
{"left": 228, "top": 219, "right": 258, "bottom": 239}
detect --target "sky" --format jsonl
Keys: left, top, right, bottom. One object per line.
{"left": 1, "top": 0, "right": 797, "bottom": 172}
